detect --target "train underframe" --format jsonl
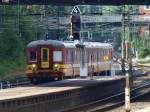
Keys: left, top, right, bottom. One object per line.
{"left": 27, "top": 69, "right": 111, "bottom": 84}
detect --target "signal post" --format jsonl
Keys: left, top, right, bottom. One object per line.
{"left": 71, "top": 6, "right": 88, "bottom": 78}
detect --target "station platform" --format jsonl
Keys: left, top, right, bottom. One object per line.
{"left": 0, "top": 76, "right": 124, "bottom": 101}
{"left": 0, "top": 76, "right": 125, "bottom": 112}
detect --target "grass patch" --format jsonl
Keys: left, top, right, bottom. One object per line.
{"left": 134, "top": 57, "right": 150, "bottom": 67}
{"left": 143, "top": 63, "right": 150, "bottom": 66}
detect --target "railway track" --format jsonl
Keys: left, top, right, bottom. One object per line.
{"left": 0, "top": 62, "right": 149, "bottom": 90}
{"left": 0, "top": 75, "right": 149, "bottom": 112}
{"left": 64, "top": 79, "right": 150, "bottom": 112}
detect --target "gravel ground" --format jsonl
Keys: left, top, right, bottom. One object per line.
{"left": 107, "top": 93, "right": 150, "bottom": 112}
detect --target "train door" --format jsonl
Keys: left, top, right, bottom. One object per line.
{"left": 90, "top": 52, "right": 94, "bottom": 74}
{"left": 41, "top": 48, "right": 49, "bottom": 68}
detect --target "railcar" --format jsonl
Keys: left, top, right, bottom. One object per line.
{"left": 26, "top": 39, "right": 113, "bottom": 83}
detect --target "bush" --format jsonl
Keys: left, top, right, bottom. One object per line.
{"left": 138, "top": 48, "right": 149, "bottom": 58}
{"left": 0, "top": 60, "right": 26, "bottom": 81}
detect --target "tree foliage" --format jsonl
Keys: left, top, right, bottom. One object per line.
{"left": 0, "top": 5, "right": 41, "bottom": 80}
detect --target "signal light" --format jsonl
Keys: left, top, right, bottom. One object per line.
{"left": 71, "top": 15, "right": 81, "bottom": 33}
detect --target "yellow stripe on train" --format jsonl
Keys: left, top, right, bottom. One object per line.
{"left": 148, "top": 74, "right": 150, "bottom": 77}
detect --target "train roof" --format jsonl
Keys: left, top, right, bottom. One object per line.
{"left": 27, "top": 39, "right": 112, "bottom": 49}
{"left": 27, "top": 39, "right": 65, "bottom": 48}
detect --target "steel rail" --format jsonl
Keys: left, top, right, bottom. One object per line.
{"left": 90, "top": 83, "right": 150, "bottom": 112}
{"left": 63, "top": 80, "right": 150, "bottom": 112}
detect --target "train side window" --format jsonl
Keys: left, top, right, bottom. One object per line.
{"left": 71, "top": 50, "right": 74, "bottom": 63}
{"left": 76, "top": 50, "right": 79, "bottom": 63}
{"left": 97, "top": 51, "right": 99, "bottom": 61}
{"left": 78, "top": 50, "right": 80, "bottom": 62}
{"left": 66, "top": 50, "right": 68, "bottom": 63}
{"left": 95, "top": 51, "right": 97, "bottom": 62}
{"left": 29, "top": 51, "right": 36, "bottom": 62}
{"left": 103, "top": 50, "right": 105, "bottom": 55}
{"left": 53, "top": 51, "right": 62, "bottom": 62}
{"left": 74, "top": 50, "right": 77, "bottom": 62}
{"left": 99, "top": 50, "right": 101, "bottom": 60}
{"left": 104, "top": 49, "right": 109, "bottom": 56}
{"left": 66, "top": 50, "right": 70, "bottom": 63}
{"left": 67, "top": 50, "right": 70, "bottom": 63}
{"left": 67, "top": 49, "right": 73, "bottom": 63}
{"left": 103, "top": 49, "right": 106, "bottom": 55}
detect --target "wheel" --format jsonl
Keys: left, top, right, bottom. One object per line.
{"left": 30, "top": 77, "right": 39, "bottom": 84}
{"left": 58, "top": 77, "right": 63, "bottom": 80}
{"left": 106, "top": 70, "right": 111, "bottom": 76}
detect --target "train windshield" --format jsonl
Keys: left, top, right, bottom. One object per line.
{"left": 53, "top": 51, "right": 62, "bottom": 62}
{"left": 42, "top": 49, "right": 49, "bottom": 62}
{"left": 29, "top": 51, "right": 37, "bottom": 62}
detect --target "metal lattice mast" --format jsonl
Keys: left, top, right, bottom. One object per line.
{"left": 121, "top": 5, "right": 126, "bottom": 76}
{"left": 122, "top": 5, "right": 132, "bottom": 112}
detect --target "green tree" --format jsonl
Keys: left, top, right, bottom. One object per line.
{"left": 0, "top": 5, "right": 41, "bottom": 80}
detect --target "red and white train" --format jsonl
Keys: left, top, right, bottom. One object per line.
{"left": 26, "top": 39, "right": 113, "bottom": 83}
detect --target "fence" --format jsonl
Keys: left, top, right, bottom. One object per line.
{"left": 0, "top": 76, "right": 30, "bottom": 89}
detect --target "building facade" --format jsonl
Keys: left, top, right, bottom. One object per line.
{"left": 139, "top": 5, "right": 150, "bottom": 39}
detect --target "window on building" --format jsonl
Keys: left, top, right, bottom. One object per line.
{"left": 145, "top": 5, "right": 150, "bottom": 10}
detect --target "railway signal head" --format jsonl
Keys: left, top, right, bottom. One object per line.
{"left": 71, "top": 15, "right": 81, "bottom": 40}
{"left": 70, "top": 6, "right": 81, "bottom": 40}
{"left": 71, "top": 15, "right": 81, "bottom": 32}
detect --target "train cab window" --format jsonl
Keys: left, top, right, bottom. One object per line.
{"left": 53, "top": 51, "right": 62, "bottom": 62}
{"left": 29, "top": 51, "right": 36, "bottom": 62}
{"left": 42, "top": 48, "right": 49, "bottom": 62}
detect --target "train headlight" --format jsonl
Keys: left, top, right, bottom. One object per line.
{"left": 32, "top": 64, "right": 36, "bottom": 68}
{"left": 54, "top": 64, "right": 58, "bottom": 68}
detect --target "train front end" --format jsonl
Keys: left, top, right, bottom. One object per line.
{"left": 26, "top": 40, "right": 66, "bottom": 83}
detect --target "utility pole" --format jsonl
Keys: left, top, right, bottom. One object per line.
{"left": 121, "top": 5, "right": 126, "bottom": 76}
{"left": 44, "top": 5, "right": 49, "bottom": 39}
{"left": 57, "top": 6, "right": 60, "bottom": 40}
{"left": 122, "top": 5, "right": 132, "bottom": 112}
